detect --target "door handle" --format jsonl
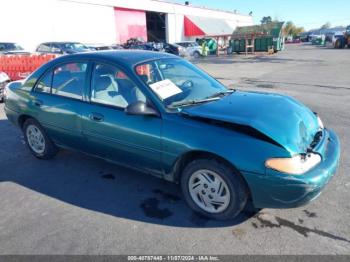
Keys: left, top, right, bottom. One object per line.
{"left": 89, "top": 113, "right": 104, "bottom": 122}
{"left": 34, "top": 100, "right": 43, "bottom": 107}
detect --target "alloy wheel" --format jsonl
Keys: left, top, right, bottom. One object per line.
{"left": 26, "top": 124, "right": 46, "bottom": 154}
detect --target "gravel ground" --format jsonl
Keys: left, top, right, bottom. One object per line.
{"left": 0, "top": 44, "right": 349, "bottom": 255}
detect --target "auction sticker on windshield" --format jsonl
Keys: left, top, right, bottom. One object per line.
{"left": 149, "top": 79, "right": 182, "bottom": 100}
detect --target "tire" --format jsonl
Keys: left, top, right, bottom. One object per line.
{"left": 23, "top": 118, "right": 58, "bottom": 159}
{"left": 193, "top": 51, "right": 201, "bottom": 58}
{"left": 181, "top": 158, "right": 248, "bottom": 220}
{"left": 334, "top": 39, "right": 343, "bottom": 49}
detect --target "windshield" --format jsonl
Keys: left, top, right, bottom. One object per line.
{"left": 62, "top": 43, "right": 89, "bottom": 51}
{"left": 135, "top": 58, "right": 228, "bottom": 108}
{"left": 0, "top": 43, "right": 24, "bottom": 51}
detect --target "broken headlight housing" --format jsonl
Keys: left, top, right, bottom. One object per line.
{"left": 317, "top": 115, "right": 324, "bottom": 130}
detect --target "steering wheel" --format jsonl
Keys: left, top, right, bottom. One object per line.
{"left": 180, "top": 80, "right": 194, "bottom": 89}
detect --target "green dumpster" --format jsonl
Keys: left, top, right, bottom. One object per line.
{"left": 311, "top": 36, "right": 325, "bottom": 46}
{"left": 229, "top": 22, "right": 285, "bottom": 53}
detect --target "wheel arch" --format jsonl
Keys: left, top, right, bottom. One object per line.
{"left": 171, "top": 150, "right": 252, "bottom": 198}
{"left": 18, "top": 114, "right": 35, "bottom": 129}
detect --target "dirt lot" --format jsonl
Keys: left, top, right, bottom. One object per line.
{"left": 0, "top": 44, "right": 349, "bottom": 255}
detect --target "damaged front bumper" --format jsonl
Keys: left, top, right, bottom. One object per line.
{"left": 243, "top": 129, "right": 341, "bottom": 209}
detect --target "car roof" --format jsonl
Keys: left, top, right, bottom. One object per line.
{"left": 49, "top": 50, "right": 177, "bottom": 67}
{"left": 40, "top": 42, "right": 81, "bottom": 45}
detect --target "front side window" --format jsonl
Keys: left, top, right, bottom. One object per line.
{"left": 135, "top": 58, "right": 227, "bottom": 107}
{"left": 51, "top": 63, "right": 87, "bottom": 99}
{"left": 91, "top": 63, "right": 146, "bottom": 108}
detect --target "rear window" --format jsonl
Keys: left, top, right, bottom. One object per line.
{"left": 34, "top": 62, "right": 87, "bottom": 100}
{"left": 51, "top": 63, "right": 87, "bottom": 99}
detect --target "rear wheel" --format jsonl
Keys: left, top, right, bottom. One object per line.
{"left": 181, "top": 159, "right": 248, "bottom": 220}
{"left": 23, "top": 118, "right": 58, "bottom": 159}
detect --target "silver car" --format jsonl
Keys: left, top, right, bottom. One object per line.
{"left": 174, "top": 41, "right": 203, "bottom": 58}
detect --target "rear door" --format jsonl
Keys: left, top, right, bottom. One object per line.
{"left": 31, "top": 61, "right": 89, "bottom": 149}
{"left": 80, "top": 62, "right": 162, "bottom": 174}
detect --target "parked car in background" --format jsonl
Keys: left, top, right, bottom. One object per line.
{"left": 111, "top": 44, "right": 125, "bottom": 50}
{"left": 332, "top": 32, "right": 345, "bottom": 47}
{"left": 36, "top": 42, "right": 92, "bottom": 55}
{"left": 0, "top": 71, "right": 10, "bottom": 102}
{"left": 125, "top": 42, "right": 159, "bottom": 51}
{"left": 175, "top": 41, "right": 202, "bottom": 58}
{"left": 86, "top": 44, "right": 114, "bottom": 51}
{"left": 4, "top": 51, "right": 340, "bottom": 220}
{"left": 130, "top": 43, "right": 159, "bottom": 51}
{"left": 87, "top": 44, "right": 125, "bottom": 51}
{"left": 123, "top": 38, "right": 157, "bottom": 51}
{"left": 162, "top": 43, "right": 180, "bottom": 55}
{"left": 0, "top": 42, "right": 30, "bottom": 55}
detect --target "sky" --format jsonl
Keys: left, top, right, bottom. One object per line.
{"left": 166, "top": 0, "right": 350, "bottom": 30}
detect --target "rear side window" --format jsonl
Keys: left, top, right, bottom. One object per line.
{"left": 37, "top": 44, "right": 51, "bottom": 52}
{"left": 35, "top": 71, "right": 52, "bottom": 93}
{"left": 51, "top": 63, "right": 87, "bottom": 99}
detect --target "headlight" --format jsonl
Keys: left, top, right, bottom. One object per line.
{"left": 265, "top": 153, "right": 321, "bottom": 175}
{"left": 317, "top": 116, "right": 324, "bottom": 130}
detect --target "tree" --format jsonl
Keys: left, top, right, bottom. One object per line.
{"left": 261, "top": 16, "right": 272, "bottom": 24}
{"left": 283, "top": 21, "right": 305, "bottom": 37}
{"left": 320, "top": 22, "right": 331, "bottom": 29}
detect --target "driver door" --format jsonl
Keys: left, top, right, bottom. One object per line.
{"left": 80, "top": 62, "right": 163, "bottom": 175}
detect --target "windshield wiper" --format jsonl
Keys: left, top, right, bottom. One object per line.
{"left": 206, "top": 89, "right": 235, "bottom": 99}
{"left": 168, "top": 97, "right": 221, "bottom": 108}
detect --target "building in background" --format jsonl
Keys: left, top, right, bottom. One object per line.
{"left": 0, "top": 0, "right": 254, "bottom": 51}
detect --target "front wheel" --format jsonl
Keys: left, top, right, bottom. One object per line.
{"left": 181, "top": 159, "right": 248, "bottom": 220}
{"left": 23, "top": 118, "right": 58, "bottom": 159}
{"left": 193, "top": 51, "right": 201, "bottom": 58}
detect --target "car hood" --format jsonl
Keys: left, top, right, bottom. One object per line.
{"left": 181, "top": 91, "right": 320, "bottom": 155}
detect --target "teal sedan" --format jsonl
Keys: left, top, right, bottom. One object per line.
{"left": 4, "top": 51, "right": 340, "bottom": 220}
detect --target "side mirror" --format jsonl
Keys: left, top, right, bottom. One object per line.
{"left": 125, "top": 101, "right": 159, "bottom": 117}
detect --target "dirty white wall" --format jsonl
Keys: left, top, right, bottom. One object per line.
{"left": 0, "top": 0, "right": 253, "bottom": 50}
